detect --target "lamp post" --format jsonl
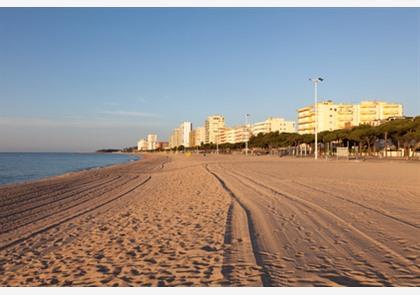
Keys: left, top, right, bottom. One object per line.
{"left": 309, "top": 77, "right": 324, "bottom": 160}
{"left": 245, "top": 113, "right": 250, "bottom": 156}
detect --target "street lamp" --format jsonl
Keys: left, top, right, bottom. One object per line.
{"left": 245, "top": 114, "right": 250, "bottom": 156}
{"left": 309, "top": 77, "right": 324, "bottom": 160}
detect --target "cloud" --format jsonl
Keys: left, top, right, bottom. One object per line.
{"left": 98, "top": 110, "right": 158, "bottom": 118}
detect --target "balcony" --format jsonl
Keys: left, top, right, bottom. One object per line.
{"left": 298, "top": 106, "right": 312, "bottom": 112}
{"left": 298, "top": 112, "right": 313, "bottom": 119}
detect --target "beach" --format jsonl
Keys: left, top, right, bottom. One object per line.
{"left": 0, "top": 154, "right": 419, "bottom": 286}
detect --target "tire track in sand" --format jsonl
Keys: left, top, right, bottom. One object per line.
{"left": 0, "top": 175, "right": 138, "bottom": 234}
{"left": 204, "top": 164, "right": 265, "bottom": 286}
{"left": 226, "top": 167, "right": 419, "bottom": 285}
{"left": 292, "top": 180, "right": 419, "bottom": 229}
{"left": 0, "top": 176, "right": 151, "bottom": 251}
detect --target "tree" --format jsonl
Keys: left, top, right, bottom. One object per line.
{"left": 348, "top": 125, "right": 379, "bottom": 156}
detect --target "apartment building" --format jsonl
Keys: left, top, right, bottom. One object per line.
{"left": 168, "top": 122, "right": 193, "bottom": 148}
{"left": 180, "top": 122, "right": 192, "bottom": 148}
{"left": 189, "top": 126, "right": 206, "bottom": 147}
{"left": 225, "top": 125, "right": 251, "bottom": 144}
{"left": 169, "top": 128, "right": 182, "bottom": 148}
{"left": 137, "top": 134, "right": 158, "bottom": 151}
{"left": 217, "top": 127, "right": 229, "bottom": 144}
{"left": 355, "top": 101, "right": 403, "bottom": 125}
{"left": 205, "top": 115, "right": 225, "bottom": 144}
{"left": 252, "top": 117, "right": 296, "bottom": 135}
{"left": 335, "top": 104, "right": 355, "bottom": 129}
{"left": 297, "top": 100, "right": 403, "bottom": 134}
{"left": 156, "top": 141, "right": 169, "bottom": 150}
{"left": 137, "top": 138, "right": 148, "bottom": 151}
{"left": 147, "top": 134, "right": 158, "bottom": 150}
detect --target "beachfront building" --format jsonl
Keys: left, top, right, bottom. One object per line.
{"left": 156, "top": 141, "right": 169, "bottom": 150}
{"left": 225, "top": 128, "right": 235, "bottom": 144}
{"left": 180, "top": 122, "right": 192, "bottom": 148}
{"left": 147, "top": 134, "right": 158, "bottom": 151}
{"left": 137, "top": 138, "right": 148, "bottom": 151}
{"left": 205, "top": 115, "right": 225, "bottom": 144}
{"left": 252, "top": 117, "right": 296, "bottom": 136}
{"left": 335, "top": 103, "right": 355, "bottom": 130}
{"left": 169, "top": 128, "right": 181, "bottom": 149}
{"left": 298, "top": 100, "right": 359, "bottom": 134}
{"left": 168, "top": 122, "right": 193, "bottom": 149}
{"left": 297, "top": 100, "right": 403, "bottom": 134}
{"left": 226, "top": 125, "right": 251, "bottom": 144}
{"left": 189, "top": 127, "right": 206, "bottom": 147}
{"left": 218, "top": 127, "right": 230, "bottom": 144}
{"left": 355, "top": 101, "right": 403, "bottom": 125}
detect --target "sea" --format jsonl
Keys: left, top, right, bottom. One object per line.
{"left": 0, "top": 153, "right": 139, "bottom": 186}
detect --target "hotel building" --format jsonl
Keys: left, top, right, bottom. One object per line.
{"left": 297, "top": 100, "right": 403, "bottom": 134}
{"left": 205, "top": 115, "right": 225, "bottom": 144}
{"left": 137, "top": 134, "right": 158, "bottom": 151}
{"left": 169, "top": 122, "right": 193, "bottom": 148}
{"left": 226, "top": 125, "right": 251, "bottom": 144}
{"left": 180, "top": 122, "right": 193, "bottom": 148}
{"left": 137, "top": 138, "right": 148, "bottom": 151}
{"left": 169, "top": 128, "right": 181, "bottom": 148}
{"left": 189, "top": 127, "right": 206, "bottom": 147}
{"left": 355, "top": 101, "right": 403, "bottom": 125}
{"left": 252, "top": 117, "right": 296, "bottom": 136}
{"left": 147, "top": 134, "right": 158, "bottom": 150}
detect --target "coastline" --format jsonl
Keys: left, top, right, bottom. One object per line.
{"left": 0, "top": 154, "right": 419, "bottom": 286}
{"left": 0, "top": 153, "right": 140, "bottom": 188}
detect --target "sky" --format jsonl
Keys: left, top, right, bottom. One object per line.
{"left": 0, "top": 8, "right": 419, "bottom": 152}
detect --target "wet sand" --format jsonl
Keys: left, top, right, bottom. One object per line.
{"left": 0, "top": 154, "right": 419, "bottom": 286}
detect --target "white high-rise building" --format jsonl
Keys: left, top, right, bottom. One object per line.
{"left": 180, "top": 122, "right": 192, "bottom": 148}
{"left": 137, "top": 139, "right": 148, "bottom": 151}
{"left": 205, "top": 115, "right": 225, "bottom": 144}
{"left": 147, "top": 134, "right": 158, "bottom": 150}
{"left": 168, "top": 122, "right": 193, "bottom": 148}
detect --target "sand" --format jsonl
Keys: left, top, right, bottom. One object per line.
{"left": 0, "top": 153, "right": 419, "bottom": 286}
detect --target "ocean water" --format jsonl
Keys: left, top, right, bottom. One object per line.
{"left": 0, "top": 153, "right": 139, "bottom": 186}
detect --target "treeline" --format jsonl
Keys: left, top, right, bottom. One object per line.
{"left": 96, "top": 149, "right": 121, "bottom": 153}
{"left": 96, "top": 146, "right": 137, "bottom": 153}
{"left": 249, "top": 116, "right": 420, "bottom": 157}
{"left": 174, "top": 142, "right": 246, "bottom": 152}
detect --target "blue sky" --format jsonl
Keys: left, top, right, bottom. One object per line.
{"left": 0, "top": 8, "right": 419, "bottom": 152}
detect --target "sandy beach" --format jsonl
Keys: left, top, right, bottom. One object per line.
{"left": 0, "top": 153, "right": 419, "bottom": 286}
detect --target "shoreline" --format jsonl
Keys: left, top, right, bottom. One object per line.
{"left": 0, "top": 153, "right": 140, "bottom": 189}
